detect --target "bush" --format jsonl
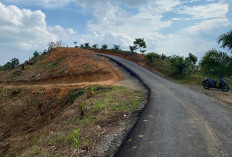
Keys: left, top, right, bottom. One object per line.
{"left": 146, "top": 52, "right": 161, "bottom": 62}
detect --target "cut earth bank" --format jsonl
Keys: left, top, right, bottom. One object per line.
{"left": 0, "top": 48, "right": 148, "bottom": 157}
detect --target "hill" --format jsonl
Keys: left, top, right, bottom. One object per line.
{"left": 0, "top": 47, "right": 147, "bottom": 156}
{"left": 0, "top": 47, "right": 122, "bottom": 84}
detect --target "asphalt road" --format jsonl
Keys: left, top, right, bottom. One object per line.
{"left": 98, "top": 54, "right": 232, "bottom": 157}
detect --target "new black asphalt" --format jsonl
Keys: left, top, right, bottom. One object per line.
{"left": 98, "top": 54, "right": 232, "bottom": 157}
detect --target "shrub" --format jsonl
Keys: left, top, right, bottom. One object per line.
{"left": 146, "top": 52, "right": 161, "bottom": 62}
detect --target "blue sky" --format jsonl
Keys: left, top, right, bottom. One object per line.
{"left": 0, "top": 0, "right": 231, "bottom": 65}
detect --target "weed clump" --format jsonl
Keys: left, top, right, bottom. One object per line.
{"left": 68, "top": 88, "right": 85, "bottom": 103}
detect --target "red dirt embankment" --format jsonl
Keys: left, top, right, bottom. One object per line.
{"left": 0, "top": 47, "right": 122, "bottom": 85}
{"left": 0, "top": 48, "right": 126, "bottom": 156}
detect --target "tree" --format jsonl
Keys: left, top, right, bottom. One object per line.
{"left": 169, "top": 56, "right": 190, "bottom": 76}
{"left": 218, "top": 30, "right": 232, "bottom": 52}
{"left": 0, "top": 65, "right": 3, "bottom": 71}
{"left": 186, "top": 53, "right": 198, "bottom": 65}
{"left": 200, "top": 49, "right": 232, "bottom": 77}
{"left": 33, "top": 51, "right": 40, "bottom": 58}
{"left": 3, "top": 62, "right": 12, "bottom": 70}
{"left": 185, "top": 53, "right": 198, "bottom": 70}
{"left": 129, "top": 45, "right": 137, "bottom": 53}
{"left": 113, "top": 45, "right": 120, "bottom": 52}
{"left": 101, "top": 44, "right": 108, "bottom": 50}
{"left": 92, "top": 44, "right": 98, "bottom": 49}
{"left": 161, "top": 53, "right": 167, "bottom": 60}
{"left": 80, "top": 44, "right": 84, "bottom": 48}
{"left": 74, "top": 41, "right": 77, "bottom": 47}
{"left": 1, "top": 58, "right": 20, "bottom": 70}
{"left": 84, "top": 42, "right": 91, "bottom": 49}
{"left": 133, "top": 38, "right": 147, "bottom": 54}
{"left": 10, "top": 58, "right": 19, "bottom": 68}
{"left": 48, "top": 41, "right": 61, "bottom": 51}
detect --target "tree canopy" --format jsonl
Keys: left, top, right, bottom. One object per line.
{"left": 218, "top": 30, "right": 232, "bottom": 52}
{"left": 101, "top": 44, "right": 108, "bottom": 50}
{"left": 200, "top": 49, "right": 232, "bottom": 77}
{"left": 133, "top": 38, "right": 147, "bottom": 54}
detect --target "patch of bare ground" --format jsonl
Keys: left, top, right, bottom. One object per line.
{"left": 186, "top": 85, "right": 232, "bottom": 105}
{"left": 0, "top": 47, "right": 122, "bottom": 84}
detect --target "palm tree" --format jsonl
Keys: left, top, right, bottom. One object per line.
{"left": 218, "top": 30, "right": 232, "bottom": 52}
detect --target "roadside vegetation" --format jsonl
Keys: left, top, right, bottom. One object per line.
{"left": 1, "top": 30, "right": 232, "bottom": 85}
{"left": 73, "top": 31, "right": 232, "bottom": 86}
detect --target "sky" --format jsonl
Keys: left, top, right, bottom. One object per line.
{"left": 0, "top": 0, "right": 231, "bottom": 65}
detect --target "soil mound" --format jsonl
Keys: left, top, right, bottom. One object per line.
{"left": 0, "top": 47, "right": 122, "bottom": 84}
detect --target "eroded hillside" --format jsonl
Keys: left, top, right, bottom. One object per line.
{"left": 0, "top": 47, "right": 122, "bottom": 84}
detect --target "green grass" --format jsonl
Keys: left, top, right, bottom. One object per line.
{"left": 93, "top": 100, "right": 107, "bottom": 111}
{"left": 17, "top": 85, "right": 147, "bottom": 156}
{"left": 70, "top": 128, "right": 81, "bottom": 149}
{"left": 68, "top": 88, "right": 85, "bottom": 103}
{"left": 85, "top": 86, "right": 146, "bottom": 112}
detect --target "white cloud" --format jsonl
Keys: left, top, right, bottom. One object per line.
{"left": 86, "top": 0, "right": 179, "bottom": 41}
{"left": 0, "top": 3, "right": 54, "bottom": 50}
{"left": 0, "top": 2, "right": 78, "bottom": 64}
{"left": 0, "top": 0, "right": 231, "bottom": 65}
{"left": 177, "top": 2, "right": 228, "bottom": 19}
{"left": 3, "top": 0, "right": 72, "bottom": 9}
{"left": 151, "top": 32, "right": 216, "bottom": 57}
{"left": 186, "top": 19, "right": 230, "bottom": 33}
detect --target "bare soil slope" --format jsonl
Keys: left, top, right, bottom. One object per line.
{"left": 0, "top": 47, "right": 122, "bottom": 84}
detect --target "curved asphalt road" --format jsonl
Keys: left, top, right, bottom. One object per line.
{"left": 98, "top": 54, "right": 232, "bottom": 157}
